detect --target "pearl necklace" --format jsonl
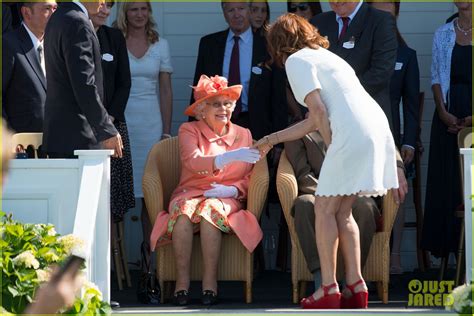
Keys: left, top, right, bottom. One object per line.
{"left": 455, "top": 17, "right": 473, "bottom": 36}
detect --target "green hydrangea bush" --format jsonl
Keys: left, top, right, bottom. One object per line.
{"left": 446, "top": 283, "right": 474, "bottom": 315}
{"left": 0, "top": 212, "right": 111, "bottom": 314}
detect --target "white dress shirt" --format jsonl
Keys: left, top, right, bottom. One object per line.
{"left": 222, "top": 27, "right": 253, "bottom": 112}
{"left": 335, "top": 0, "right": 363, "bottom": 36}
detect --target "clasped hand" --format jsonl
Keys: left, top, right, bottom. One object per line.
{"left": 204, "top": 183, "right": 238, "bottom": 198}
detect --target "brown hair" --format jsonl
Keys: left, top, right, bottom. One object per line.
{"left": 266, "top": 13, "right": 329, "bottom": 67}
{"left": 113, "top": 1, "right": 159, "bottom": 44}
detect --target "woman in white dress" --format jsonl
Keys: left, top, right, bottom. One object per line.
{"left": 255, "top": 14, "right": 401, "bottom": 309}
{"left": 115, "top": 1, "right": 173, "bottom": 262}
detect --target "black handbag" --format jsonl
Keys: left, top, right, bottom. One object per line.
{"left": 137, "top": 242, "right": 160, "bottom": 304}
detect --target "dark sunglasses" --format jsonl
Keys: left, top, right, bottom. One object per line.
{"left": 289, "top": 3, "right": 310, "bottom": 12}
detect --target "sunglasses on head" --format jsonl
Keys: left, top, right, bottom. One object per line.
{"left": 289, "top": 3, "right": 310, "bottom": 12}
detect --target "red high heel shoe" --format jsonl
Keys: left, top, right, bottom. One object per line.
{"left": 300, "top": 283, "right": 341, "bottom": 309}
{"left": 341, "top": 279, "right": 368, "bottom": 309}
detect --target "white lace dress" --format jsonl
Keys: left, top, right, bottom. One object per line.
{"left": 286, "top": 48, "right": 398, "bottom": 197}
{"left": 125, "top": 39, "right": 173, "bottom": 197}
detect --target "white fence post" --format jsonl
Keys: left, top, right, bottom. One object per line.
{"left": 2, "top": 150, "right": 113, "bottom": 303}
{"left": 460, "top": 148, "right": 473, "bottom": 284}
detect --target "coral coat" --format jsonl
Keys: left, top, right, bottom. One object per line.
{"left": 150, "top": 120, "right": 263, "bottom": 252}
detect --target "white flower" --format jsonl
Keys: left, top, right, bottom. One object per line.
{"left": 43, "top": 249, "right": 60, "bottom": 262}
{"left": 36, "top": 269, "right": 51, "bottom": 283}
{"left": 12, "top": 251, "right": 40, "bottom": 269}
{"left": 446, "top": 283, "right": 473, "bottom": 313}
{"left": 58, "top": 234, "right": 85, "bottom": 256}
{"left": 47, "top": 226, "right": 57, "bottom": 237}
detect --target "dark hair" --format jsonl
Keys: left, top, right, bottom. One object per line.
{"left": 286, "top": 1, "right": 322, "bottom": 17}
{"left": 267, "top": 13, "right": 329, "bottom": 67}
{"left": 18, "top": 2, "right": 35, "bottom": 19}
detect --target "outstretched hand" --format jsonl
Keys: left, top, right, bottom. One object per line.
{"left": 252, "top": 137, "right": 274, "bottom": 158}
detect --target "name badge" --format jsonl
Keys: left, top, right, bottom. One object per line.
{"left": 252, "top": 66, "right": 262, "bottom": 75}
{"left": 395, "top": 62, "right": 403, "bottom": 71}
{"left": 342, "top": 36, "right": 356, "bottom": 49}
{"left": 102, "top": 53, "right": 114, "bottom": 62}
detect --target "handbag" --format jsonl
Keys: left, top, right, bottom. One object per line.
{"left": 136, "top": 242, "right": 160, "bottom": 304}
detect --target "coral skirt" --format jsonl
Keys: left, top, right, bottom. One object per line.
{"left": 150, "top": 197, "right": 263, "bottom": 253}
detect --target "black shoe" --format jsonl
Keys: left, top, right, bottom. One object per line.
{"left": 173, "top": 290, "right": 190, "bottom": 306}
{"left": 110, "top": 300, "right": 120, "bottom": 309}
{"left": 201, "top": 290, "right": 218, "bottom": 306}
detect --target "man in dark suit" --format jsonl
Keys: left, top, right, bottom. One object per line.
{"left": 285, "top": 131, "right": 380, "bottom": 288}
{"left": 43, "top": 0, "right": 122, "bottom": 158}
{"left": 311, "top": 0, "right": 398, "bottom": 133}
{"left": 191, "top": 0, "right": 287, "bottom": 140}
{"left": 2, "top": 1, "right": 57, "bottom": 132}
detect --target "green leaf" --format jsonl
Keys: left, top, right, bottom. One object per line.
{"left": 5, "top": 226, "right": 18, "bottom": 237}
{"left": 0, "top": 239, "right": 8, "bottom": 249}
{"left": 7, "top": 285, "right": 19, "bottom": 297}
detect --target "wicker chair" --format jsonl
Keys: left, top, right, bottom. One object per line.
{"left": 276, "top": 150, "right": 399, "bottom": 304}
{"left": 143, "top": 136, "right": 269, "bottom": 303}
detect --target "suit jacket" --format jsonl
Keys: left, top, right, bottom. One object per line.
{"left": 96, "top": 25, "right": 131, "bottom": 123}
{"left": 190, "top": 28, "right": 287, "bottom": 140}
{"left": 390, "top": 44, "right": 420, "bottom": 148}
{"left": 2, "top": 4, "right": 11, "bottom": 34}
{"left": 311, "top": 3, "right": 398, "bottom": 133}
{"left": 2, "top": 25, "right": 46, "bottom": 132}
{"left": 284, "top": 132, "right": 326, "bottom": 195}
{"left": 43, "top": 2, "right": 117, "bottom": 155}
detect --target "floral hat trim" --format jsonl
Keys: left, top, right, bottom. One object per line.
{"left": 184, "top": 75, "right": 242, "bottom": 117}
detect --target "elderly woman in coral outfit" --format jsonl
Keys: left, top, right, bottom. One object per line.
{"left": 150, "top": 75, "right": 262, "bottom": 306}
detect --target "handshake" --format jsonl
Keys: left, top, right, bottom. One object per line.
{"left": 215, "top": 134, "right": 279, "bottom": 169}
{"left": 214, "top": 134, "right": 279, "bottom": 170}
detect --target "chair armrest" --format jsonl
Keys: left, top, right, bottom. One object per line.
{"left": 143, "top": 147, "right": 165, "bottom": 224}
{"left": 276, "top": 151, "right": 299, "bottom": 242}
{"left": 247, "top": 156, "right": 269, "bottom": 220}
{"left": 382, "top": 190, "right": 399, "bottom": 233}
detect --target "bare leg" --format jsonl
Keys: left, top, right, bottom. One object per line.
{"left": 172, "top": 215, "right": 194, "bottom": 293}
{"left": 312, "top": 196, "right": 343, "bottom": 299}
{"left": 336, "top": 196, "right": 367, "bottom": 293}
{"left": 200, "top": 220, "right": 222, "bottom": 293}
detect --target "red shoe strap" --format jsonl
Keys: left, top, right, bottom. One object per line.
{"left": 346, "top": 279, "right": 366, "bottom": 294}
{"left": 321, "top": 283, "right": 339, "bottom": 296}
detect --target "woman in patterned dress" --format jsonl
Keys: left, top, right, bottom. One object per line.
{"left": 150, "top": 75, "right": 262, "bottom": 306}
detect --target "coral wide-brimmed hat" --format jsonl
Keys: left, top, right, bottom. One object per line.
{"left": 184, "top": 75, "right": 242, "bottom": 117}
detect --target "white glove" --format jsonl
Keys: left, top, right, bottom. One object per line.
{"left": 203, "top": 184, "right": 239, "bottom": 198}
{"left": 214, "top": 147, "right": 260, "bottom": 170}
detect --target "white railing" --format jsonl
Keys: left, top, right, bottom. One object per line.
{"left": 460, "top": 148, "right": 473, "bottom": 284}
{"left": 2, "top": 150, "right": 112, "bottom": 302}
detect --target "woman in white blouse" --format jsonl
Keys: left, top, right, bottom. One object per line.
{"left": 115, "top": 0, "right": 173, "bottom": 265}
